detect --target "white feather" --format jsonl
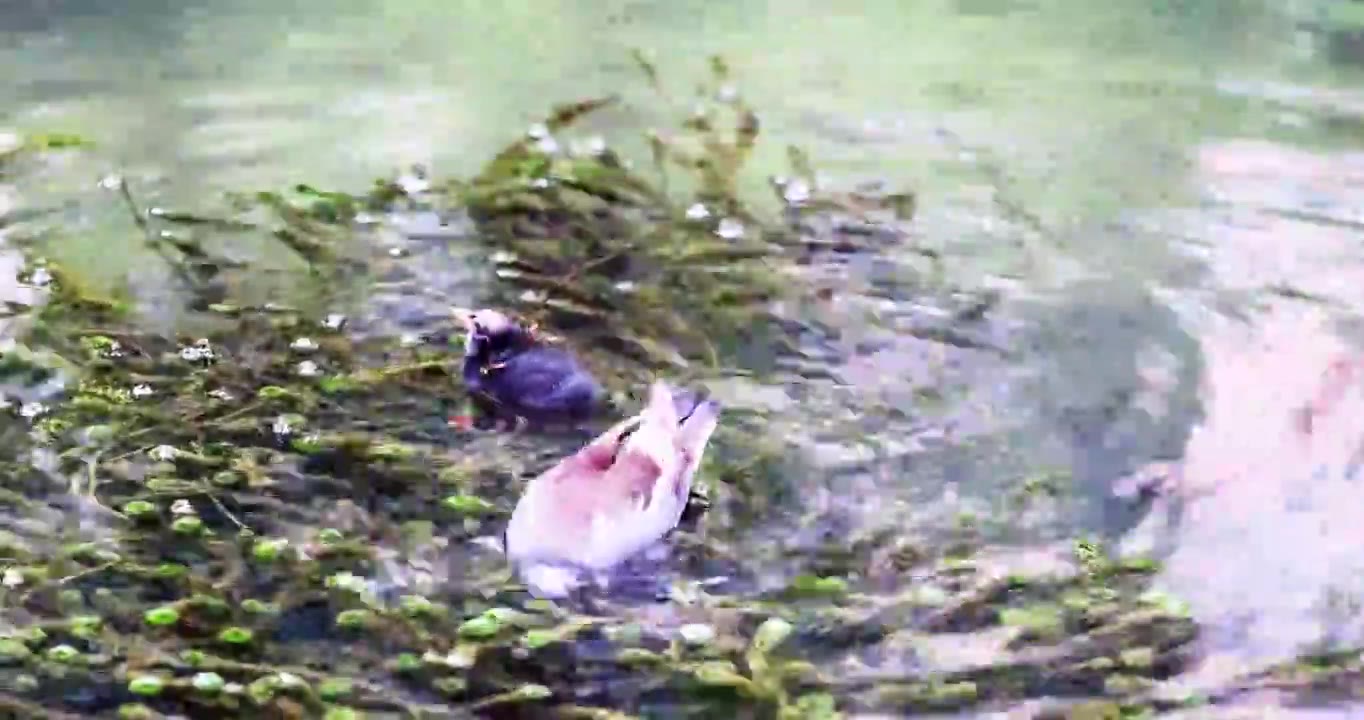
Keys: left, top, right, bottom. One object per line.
{"left": 505, "top": 380, "right": 723, "bottom": 594}
{"left": 521, "top": 564, "right": 582, "bottom": 598}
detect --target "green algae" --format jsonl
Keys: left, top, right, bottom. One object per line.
{"left": 127, "top": 675, "right": 166, "bottom": 696}
{"left": 999, "top": 603, "right": 1067, "bottom": 643}
{"left": 0, "top": 58, "right": 1208, "bottom": 720}
{"left": 216, "top": 627, "right": 254, "bottom": 645}
{"left": 143, "top": 606, "right": 180, "bottom": 627}
{"left": 0, "top": 641, "right": 36, "bottom": 664}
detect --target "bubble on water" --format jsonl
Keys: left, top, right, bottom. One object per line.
{"left": 783, "top": 179, "right": 812, "bottom": 206}
{"left": 533, "top": 136, "right": 560, "bottom": 155}
{"left": 678, "top": 623, "right": 716, "bottom": 646}
{"left": 396, "top": 174, "right": 430, "bottom": 195}
{"left": 716, "top": 218, "right": 745, "bottom": 240}
{"left": 180, "top": 339, "right": 215, "bottom": 363}
{"left": 685, "top": 203, "right": 710, "bottom": 221}
{"left": 19, "top": 402, "right": 45, "bottom": 419}
{"left": 275, "top": 672, "right": 304, "bottom": 689}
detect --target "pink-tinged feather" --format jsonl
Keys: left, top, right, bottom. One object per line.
{"left": 645, "top": 380, "right": 680, "bottom": 425}
{"left": 610, "top": 451, "right": 663, "bottom": 509}
{"left": 504, "top": 380, "right": 723, "bottom": 598}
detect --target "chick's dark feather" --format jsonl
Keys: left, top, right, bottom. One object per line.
{"left": 464, "top": 342, "right": 603, "bottom": 423}
{"left": 485, "top": 347, "right": 602, "bottom": 416}
{"left": 457, "top": 309, "right": 606, "bottom": 425}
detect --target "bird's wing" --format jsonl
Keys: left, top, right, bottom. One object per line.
{"left": 504, "top": 415, "right": 640, "bottom": 564}
{"left": 506, "top": 382, "right": 723, "bottom": 574}
{"left": 506, "top": 410, "right": 691, "bottom": 570}
{"left": 499, "top": 350, "right": 601, "bottom": 411}
{"left": 569, "top": 446, "right": 683, "bottom": 568}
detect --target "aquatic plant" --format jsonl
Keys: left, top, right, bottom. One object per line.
{"left": 0, "top": 56, "right": 1217, "bottom": 718}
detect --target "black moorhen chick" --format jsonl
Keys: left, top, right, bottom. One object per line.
{"left": 453, "top": 308, "right": 605, "bottom": 427}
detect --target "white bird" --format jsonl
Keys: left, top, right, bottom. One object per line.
{"left": 505, "top": 380, "right": 721, "bottom": 597}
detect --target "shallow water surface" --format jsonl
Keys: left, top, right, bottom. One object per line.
{"left": 5, "top": 0, "right": 1364, "bottom": 716}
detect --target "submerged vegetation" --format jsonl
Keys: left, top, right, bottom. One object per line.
{"left": 0, "top": 55, "right": 1350, "bottom": 718}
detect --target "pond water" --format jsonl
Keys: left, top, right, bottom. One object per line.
{"left": 5, "top": 0, "right": 1364, "bottom": 717}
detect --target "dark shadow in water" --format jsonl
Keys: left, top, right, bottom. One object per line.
{"left": 1321, "top": 22, "right": 1364, "bottom": 69}
{"left": 1015, "top": 277, "right": 1206, "bottom": 554}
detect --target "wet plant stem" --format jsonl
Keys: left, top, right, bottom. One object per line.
{"left": 203, "top": 488, "right": 249, "bottom": 531}
{"left": 18, "top": 560, "right": 121, "bottom": 605}
{"left": 115, "top": 178, "right": 200, "bottom": 291}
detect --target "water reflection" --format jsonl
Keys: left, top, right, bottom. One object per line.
{"left": 1013, "top": 277, "right": 1207, "bottom": 546}
{"left": 1142, "top": 139, "right": 1364, "bottom": 680}
{"left": 4, "top": 0, "right": 1364, "bottom": 714}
